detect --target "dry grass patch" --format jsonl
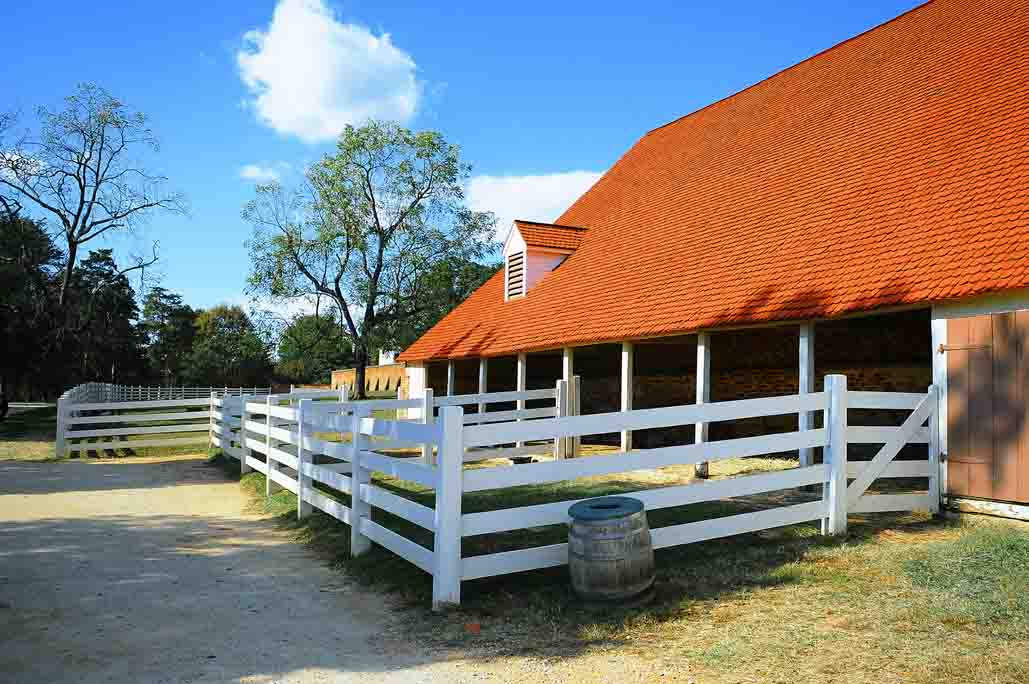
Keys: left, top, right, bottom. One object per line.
{"left": 0, "top": 407, "right": 58, "bottom": 460}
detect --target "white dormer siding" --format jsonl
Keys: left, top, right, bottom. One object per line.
{"left": 502, "top": 221, "right": 573, "bottom": 301}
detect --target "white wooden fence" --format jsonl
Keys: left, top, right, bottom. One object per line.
{"left": 55, "top": 382, "right": 272, "bottom": 457}
{"left": 207, "top": 374, "right": 941, "bottom": 610}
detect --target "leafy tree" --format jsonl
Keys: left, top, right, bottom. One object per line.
{"left": 142, "top": 287, "right": 197, "bottom": 385}
{"left": 373, "top": 256, "right": 500, "bottom": 351}
{"left": 0, "top": 83, "right": 184, "bottom": 310}
{"left": 66, "top": 250, "right": 146, "bottom": 384}
{"left": 183, "top": 305, "right": 272, "bottom": 387}
{"left": 243, "top": 120, "right": 495, "bottom": 397}
{"left": 276, "top": 314, "right": 353, "bottom": 385}
{"left": 0, "top": 210, "right": 62, "bottom": 397}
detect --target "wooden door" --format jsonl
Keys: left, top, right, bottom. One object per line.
{"left": 946, "top": 311, "right": 1028, "bottom": 503}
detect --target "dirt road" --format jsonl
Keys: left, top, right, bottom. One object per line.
{"left": 0, "top": 455, "right": 459, "bottom": 684}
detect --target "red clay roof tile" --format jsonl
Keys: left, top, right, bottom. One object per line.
{"left": 400, "top": 0, "right": 1029, "bottom": 362}
{"left": 513, "top": 220, "right": 588, "bottom": 251}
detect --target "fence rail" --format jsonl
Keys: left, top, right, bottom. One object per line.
{"left": 54, "top": 382, "right": 272, "bottom": 456}
{"left": 207, "top": 375, "right": 941, "bottom": 610}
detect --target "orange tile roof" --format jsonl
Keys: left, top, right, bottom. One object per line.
{"left": 513, "top": 220, "right": 588, "bottom": 251}
{"left": 400, "top": 0, "right": 1029, "bottom": 363}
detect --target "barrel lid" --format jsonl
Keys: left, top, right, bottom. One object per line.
{"left": 568, "top": 496, "right": 644, "bottom": 521}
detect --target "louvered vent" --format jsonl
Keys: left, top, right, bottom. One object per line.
{"left": 506, "top": 251, "right": 525, "bottom": 299}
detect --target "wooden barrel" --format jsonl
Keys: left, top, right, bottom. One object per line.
{"left": 568, "top": 497, "right": 654, "bottom": 602}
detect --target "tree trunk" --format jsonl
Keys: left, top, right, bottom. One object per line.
{"left": 353, "top": 345, "right": 368, "bottom": 400}
{"left": 59, "top": 241, "right": 78, "bottom": 308}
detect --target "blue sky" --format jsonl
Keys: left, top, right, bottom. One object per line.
{"left": 1, "top": 0, "right": 922, "bottom": 310}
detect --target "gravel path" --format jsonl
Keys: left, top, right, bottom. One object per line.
{"left": 0, "top": 455, "right": 460, "bottom": 684}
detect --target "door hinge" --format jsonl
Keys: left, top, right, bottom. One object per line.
{"left": 938, "top": 343, "right": 991, "bottom": 353}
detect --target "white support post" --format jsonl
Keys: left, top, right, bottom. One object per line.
{"left": 349, "top": 407, "right": 372, "bottom": 557}
{"left": 55, "top": 398, "right": 66, "bottom": 459}
{"left": 240, "top": 395, "right": 253, "bottom": 474}
{"left": 266, "top": 396, "right": 279, "bottom": 496}
{"left": 554, "top": 379, "right": 569, "bottom": 460}
{"left": 798, "top": 323, "right": 815, "bottom": 467}
{"left": 930, "top": 312, "right": 948, "bottom": 499}
{"left": 562, "top": 347, "right": 574, "bottom": 457}
{"left": 515, "top": 353, "right": 527, "bottom": 448}
{"left": 446, "top": 361, "right": 456, "bottom": 397}
{"left": 477, "top": 358, "right": 488, "bottom": 414}
{"left": 297, "top": 399, "right": 313, "bottom": 519}
{"left": 927, "top": 384, "right": 942, "bottom": 515}
{"left": 433, "top": 405, "right": 464, "bottom": 610}
{"left": 420, "top": 388, "right": 434, "bottom": 464}
{"left": 620, "top": 342, "right": 634, "bottom": 452}
{"left": 694, "top": 332, "right": 711, "bottom": 478}
{"left": 570, "top": 375, "right": 581, "bottom": 457}
{"left": 823, "top": 374, "right": 848, "bottom": 535}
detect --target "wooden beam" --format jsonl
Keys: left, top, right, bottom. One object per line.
{"left": 621, "top": 342, "right": 633, "bottom": 451}
{"left": 695, "top": 332, "right": 711, "bottom": 478}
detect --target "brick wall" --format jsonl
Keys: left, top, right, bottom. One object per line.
{"left": 331, "top": 363, "right": 406, "bottom": 397}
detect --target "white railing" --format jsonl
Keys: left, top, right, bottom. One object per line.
{"left": 54, "top": 382, "right": 273, "bottom": 457}
{"left": 208, "top": 375, "right": 941, "bottom": 611}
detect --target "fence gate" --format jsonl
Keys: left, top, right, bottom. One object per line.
{"left": 846, "top": 388, "right": 941, "bottom": 515}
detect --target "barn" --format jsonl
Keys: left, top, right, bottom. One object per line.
{"left": 398, "top": 0, "right": 1029, "bottom": 518}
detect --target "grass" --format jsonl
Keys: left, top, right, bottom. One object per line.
{"left": 0, "top": 406, "right": 59, "bottom": 460}
{"left": 0, "top": 404, "right": 209, "bottom": 461}
{"left": 220, "top": 449, "right": 1029, "bottom": 684}
{"left": 903, "top": 526, "right": 1029, "bottom": 637}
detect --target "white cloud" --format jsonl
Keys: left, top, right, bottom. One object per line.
{"left": 237, "top": 0, "right": 419, "bottom": 143}
{"left": 239, "top": 164, "right": 283, "bottom": 183}
{"left": 467, "top": 171, "right": 603, "bottom": 241}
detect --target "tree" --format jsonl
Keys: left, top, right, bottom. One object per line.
{"left": 183, "top": 305, "right": 272, "bottom": 387}
{"left": 141, "top": 287, "right": 197, "bottom": 385}
{"left": 0, "top": 209, "right": 62, "bottom": 397}
{"left": 0, "top": 83, "right": 184, "bottom": 310}
{"left": 243, "top": 121, "right": 495, "bottom": 397}
{"left": 276, "top": 315, "right": 353, "bottom": 385}
{"left": 66, "top": 250, "right": 146, "bottom": 384}
{"left": 373, "top": 256, "right": 499, "bottom": 351}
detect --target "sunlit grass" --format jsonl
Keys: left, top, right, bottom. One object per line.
{"left": 221, "top": 448, "right": 1029, "bottom": 684}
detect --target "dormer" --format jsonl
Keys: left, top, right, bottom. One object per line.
{"left": 502, "top": 220, "right": 587, "bottom": 301}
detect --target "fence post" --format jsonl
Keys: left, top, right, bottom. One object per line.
{"left": 240, "top": 395, "right": 253, "bottom": 474}
{"left": 823, "top": 374, "right": 848, "bottom": 536}
{"left": 266, "top": 395, "right": 279, "bottom": 496}
{"left": 433, "top": 405, "right": 464, "bottom": 610}
{"left": 421, "top": 387, "right": 435, "bottom": 465}
{"left": 208, "top": 391, "right": 217, "bottom": 454}
{"left": 55, "top": 398, "right": 66, "bottom": 459}
{"left": 554, "top": 379, "right": 568, "bottom": 460}
{"left": 350, "top": 406, "right": 372, "bottom": 556}
{"left": 926, "top": 384, "right": 942, "bottom": 515}
{"left": 297, "top": 399, "right": 313, "bottom": 520}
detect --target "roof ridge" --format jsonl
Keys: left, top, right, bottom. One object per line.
{"left": 514, "top": 219, "right": 589, "bottom": 231}
{"left": 644, "top": 0, "right": 936, "bottom": 138}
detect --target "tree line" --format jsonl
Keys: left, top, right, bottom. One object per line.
{"left": 2, "top": 85, "right": 499, "bottom": 400}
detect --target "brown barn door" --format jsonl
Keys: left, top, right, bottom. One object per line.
{"left": 946, "top": 311, "right": 1028, "bottom": 503}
